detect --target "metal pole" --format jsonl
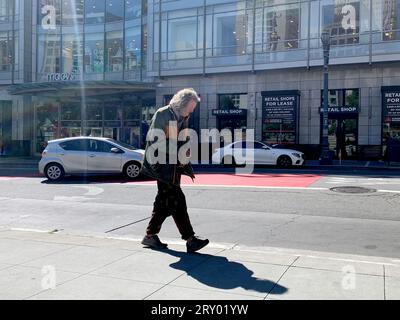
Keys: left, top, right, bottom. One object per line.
{"left": 320, "top": 31, "right": 332, "bottom": 165}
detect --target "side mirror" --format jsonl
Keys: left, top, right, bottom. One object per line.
{"left": 263, "top": 146, "right": 270, "bottom": 150}
{"left": 111, "top": 147, "right": 122, "bottom": 154}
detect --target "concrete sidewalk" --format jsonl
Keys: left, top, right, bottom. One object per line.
{"left": 1, "top": 228, "right": 399, "bottom": 300}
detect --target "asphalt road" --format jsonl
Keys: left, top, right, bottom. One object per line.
{"left": 1, "top": 167, "right": 400, "bottom": 258}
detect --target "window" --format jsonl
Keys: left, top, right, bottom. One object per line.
{"left": 168, "top": 17, "right": 198, "bottom": 59}
{"left": 86, "top": 104, "right": 103, "bottom": 121}
{"left": 38, "top": 33, "right": 61, "bottom": 74}
{"left": 322, "top": 1, "right": 360, "bottom": 45}
{"left": 105, "top": 104, "right": 122, "bottom": 120}
{"left": 214, "top": 11, "right": 247, "bottom": 55}
{"left": 0, "top": 31, "right": 13, "bottom": 71}
{"left": 125, "top": 26, "right": 141, "bottom": 70}
{"left": 89, "top": 139, "right": 115, "bottom": 153}
{"left": 218, "top": 94, "right": 248, "bottom": 110}
{"left": 124, "top": 104, "right": 141, "bottom": 120}
{"left": 36, "top": 102, "right": 59, "bottom": 153}
{"left": 62, "top": 0, "right": 84, "bottom": 25}
{"left": 60, "top": 139, "right": 89, "bottom": 151}
{"left": 126, "top": 0, "right": 141, "bottom": 20}
{"left": 106, "top": 0, "right": 123, "bottom": 22}
{"left": 61, "top": 104, "right": 81, "bottom": 121}
{"left": 85, "top": 0, "right": 105, "bottom": 24}
{"left": 265, "top": 3, "right": 300, "bottom": 51}
{"left": 62, "top": 34, "right": 83, "bottom": 74}
{"left": 106, "top": 31, "right": 123, "bottom": 72}
{"left": 0, "top": 0, "right": 13, "bottom": 22}
{"left": 321, "top": 89, "right": 360, "bottom": 107}
{"left": 383, "top": 0, "right": 400, "bottom": 41}
{"left": 84, "top": 33, "right": 104, "bottom": 73}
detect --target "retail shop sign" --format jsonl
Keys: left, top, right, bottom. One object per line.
{"left": 319, "top": 106, "right": 359, "bottom": 114}
{"left": 261, "top": 91, "right": 300, "bottom": 145}
{"left": 212, "top": 109, "right": 247, "bottom": 116}
{"left": 382, "top": 88, "right": 400, "bottom": 123}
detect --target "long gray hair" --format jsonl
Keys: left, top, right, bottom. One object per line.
{"left": 169, "top": 88, "right": 201, "bottom": 111}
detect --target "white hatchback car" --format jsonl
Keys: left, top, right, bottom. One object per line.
{"left": 212, "top": 141, "right": 305, "bottom": 167}
{"left": 39, "top": 137, "right": 145, "bottom": 181}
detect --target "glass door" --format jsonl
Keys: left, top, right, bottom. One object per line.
{"left": 327, "top": 117, "right": 358, "bottom": 160}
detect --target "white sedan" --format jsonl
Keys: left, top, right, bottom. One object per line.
{"left": 212, "top": 141, "right": 305, "bottom": 167}
{"left": 39, "top": 137, "right": 145, "bottom": 181}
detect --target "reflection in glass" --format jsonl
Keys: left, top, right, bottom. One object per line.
{"left": 106, "top": 0, "right": 124, "bottom": 22}
{"left": 104, "top": 104, "right": 123, "bottom": 120}
{"left": 106, "top": 30, "right": 123, "bottom": 72}
{"left": 125, "top": 27, "right": 141, "bottom": 70}
{"left": 0, "top": 0, "right": 13, "bottom": 22}
{"left": 168, "top": 16, "right": 198, "bottom": 58}
{"left": 124, "top": 104, "right": 141, "bottom": 119}
{"left": 218, "top": 94, "right": 247, "bottom": 110}
{"left": 62, "top": 34, "right": 83, "bottom": 74}
{"left": 265, "top": 4, "right": 299, "bottom": 51}
{"left": 38, "top": 33, "right": 61, "bottom": 74}
{"left": 86, "top": 104, "right": 103, "bottom": 121}
{"left": 125, "top": 0, "right": 141, "bottom": 20}
{"left": 84, "top": 33, "right": 104, "bottom": 73}
{"left": 61, "top": 103, "right": 81, "bottom": 120}
{"left": 383, "top": 0, "right": 400, "bottom": 41}
{"left": 62, "top": 0, "right": 84, "bottom": 25}
{"left": 0, "top": 31, "right": 13, "bottom": 71}
{"left": 36, "top": 103, "right": 59, "bottom": 153}
{"left": 322, "top": 1, "right": 360, "bottom": 45}
{"left": 214, "top": 12, "right": 247, "bottom": 55}
{"left": 85, "top": 0, "right": 105, "bottom": 24}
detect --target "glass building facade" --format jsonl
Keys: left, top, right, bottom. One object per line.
{"left": 150, "top": 0, "right": 400, "bottom": 75}
{"left": 1, "top": 0, "right": 400, "bottom": 158}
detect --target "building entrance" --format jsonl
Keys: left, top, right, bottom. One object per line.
{"left": 327, "top": 116, "right": 358, "bottom": 160}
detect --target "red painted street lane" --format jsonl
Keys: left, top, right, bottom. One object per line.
{"left": 134, "top": 173, "right": 322, "bottom": 188}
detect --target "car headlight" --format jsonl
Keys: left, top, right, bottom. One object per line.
{"left": 292, "top": 153, "right": 301, "bottom": 158}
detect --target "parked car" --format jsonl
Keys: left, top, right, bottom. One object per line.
{"left": 39, "top": 137, "right": 145, "bottom": 181}
{"left": 211, "top": 141, "right": 305, "bottom": 167}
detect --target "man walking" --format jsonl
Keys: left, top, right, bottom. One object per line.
{"left": 141, "top": 88, "right": 209, "bottom": 253}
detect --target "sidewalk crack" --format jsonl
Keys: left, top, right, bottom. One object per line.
{"left": 264, "top": 256, "right": 300, "bottom": 300}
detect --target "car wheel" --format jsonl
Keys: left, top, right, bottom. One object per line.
{"left": 45, "top": 163, "right": 65, "bottom": 181}
{"left": 277, "top": 155, "right": 292, "bottom": 168}
{"left": 124, "top": 161, "right": 141, "bottom": 179}
{"left": 222, "top": 156, "right": 236, "bottom": 167}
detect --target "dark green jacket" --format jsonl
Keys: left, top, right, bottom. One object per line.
{"left": 141, "top": 105, "right": 195, "bottom": 186}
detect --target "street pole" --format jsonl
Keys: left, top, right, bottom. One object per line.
{"left": 320, "top": 31, "right": 333, "bottom": 165}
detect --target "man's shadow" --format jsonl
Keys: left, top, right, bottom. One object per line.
{"left": 149, "top": 247, "right": 288, "bottom": 296}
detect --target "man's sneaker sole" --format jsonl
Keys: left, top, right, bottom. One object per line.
{"left": 141, "top": 239, "right": 168, "bottom": 249}
{"left": 187, "top": 239, "right": 209, "bottom": 253}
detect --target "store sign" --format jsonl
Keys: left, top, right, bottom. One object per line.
{"left": 319, "top": 106, "right": 359, "bottom": 114}
{"left": 261, "top": 91, "right": 300, "bottom": 145}
{"left": 47, "top": 73, "right": 77, "bottom": 82}
{"left": 41, "top": 5, "right": 56, "bottom": 30}
{"left": 212, "top": 109, "right": 247, "bottom": 116}
{"left": 382, "top": 88, "right": 400, "bottom": 123}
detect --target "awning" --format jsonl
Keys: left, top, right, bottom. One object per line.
{"left": 7, "top": 80, "right": 158, "bottom": 96}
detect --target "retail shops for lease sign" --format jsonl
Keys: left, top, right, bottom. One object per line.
{"left": 382, "top": 86, "right": 400, "bottom": 144}
{"left": 261, "top": 91, "right": 300, "bottom": 145}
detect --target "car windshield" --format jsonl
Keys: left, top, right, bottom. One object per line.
{"left": 106, "top": 139, "right": 137, "bottom": 150}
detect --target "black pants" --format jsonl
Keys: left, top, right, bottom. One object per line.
{"left": 146, "top": 180, "right": 195, "bottom": 240}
